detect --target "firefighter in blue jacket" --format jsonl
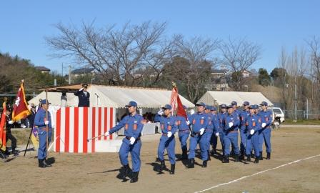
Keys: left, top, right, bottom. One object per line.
{"left": 218, "top": 104, "right": 228, "bottom": 156}
{"left": 104, "top": 101, "right": 144, "bottom": 183}
{"left": 239, "top": 101, "right": 250, "bottom": 160}
{"left": 188, "top": 102, "right": 209, "bottom": 168}
{"left": 34, "top": 99, "right": 52, "bottom": 168}
{"left": 210, "top": 106, "right": 220, "bottom": 156}
{"left": 221, "top": 105, "right": 240, "bottom": 163}
{"left": 176, "top": 105, "right": 190, "bottom": 160}
{"left": 246, "top": 105, "right": 261, "bottom": 163}
{"left": 154, "top": 104, "right": 177, "bottom": 174}
{"left": 258, "top": 101, "right": 273, "bottom": 160}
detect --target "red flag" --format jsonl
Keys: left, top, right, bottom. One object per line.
{"left": 12, "top": 81, "right": 31, "bottom": 121}
{"left": 170, "top": 85, "right": 187, "bottom": 119}
{"left": 0, "top": 101, "right": 7, "bottom": 151}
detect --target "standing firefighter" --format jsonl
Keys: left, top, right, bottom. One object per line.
{"left": 188, "top": 102, "right": 209, "bottom": 168}
{"left": 34, "top": 99, "right": 52, "bottom": 168}
{"left": 74, "top": 83, "right": 90, "bottom": 107}
{"left": 155, "top": 104, "right": 177, "bottom": 174}
{"left": 5, "top": 109, "right": 18, "bottom": 156}
{"left": 104, "top": 101, "right": 143, "bottom": 183}
{"left": 210, "top": 106, "right": 220, "bottom": 156}
{"left": 258, "top": 101, "right": 273, "bottom": 160}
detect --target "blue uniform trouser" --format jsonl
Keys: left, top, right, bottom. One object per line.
{"left": 246, "top": 133, "right": 260, "bottom": 157}
{"left": 38, "top": 130, "right": 52, "bottom": 160}
{"left": 158, "top": 135, "right": 176, "bottom": 164}
{"left": 259, "top": 128, "right": 272, "bottom": 153}
{"left": 223, "top": 132, "right": 240, "bottom": 156}
{"left": 210, "top": 133, "right": 217, "bottom": 151}
{"left": 219, "top": 131, "right": 225, "bottom": 154}
{"left": 204, "top": 130, "right": 213, "bottom": 152}
{"left": 240, "top": 129, "right": 247, "bottom": 155}
{"left": 178, "top": 130, "right": 190, "bottom": 153}
{"left": 119, "top": 138, "right": 142, "bottom": 172}
{"left": 188, "top": 134, "right": 207, "bottom": 161}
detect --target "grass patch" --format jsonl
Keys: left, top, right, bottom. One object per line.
{"left": 283, "top": 119, "right": 320, "bottom": 125}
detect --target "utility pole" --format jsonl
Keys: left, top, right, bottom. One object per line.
{"left": 68, "top": 65, "right": 71, "bottom": 85}
{"left": 62, "top": 63, "right": 64, "bottom": 77}
{"left": 294, "top": 76, "right": 297, "bottom": 122}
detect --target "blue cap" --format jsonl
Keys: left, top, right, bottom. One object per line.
{"left": 211, "top": 106, "right": 217, "bottom": 111}
{"left": 227, "top": 105, "right": 233, "bottom": 109}
{"left": 243, "top": 101, "right": 250, "bottom": 106}
{"left": 205, "top": 105, "right": 211, "bottom": 110}
{"left": 196, "top": 102, "right": 206, "bottom": 107}
{"left": 41, "top": 99, "right": 51, "bottom": 105}
{"left": 260, "top": 101, "right": 268, "bottom": 106}
{"left": 231, "top": 101, "right": 237, "bottom": 106}
{"left": 162, "top": 104, "right": 172, "bottom": 110}
{"left": 249, "top": 105, "right": 256, "bottom": 109}
{"left": 220, "top": 104, "right": 227, "bottom": 109}
{"left": 125, "top": 101, "right": 137, "bottom": 107}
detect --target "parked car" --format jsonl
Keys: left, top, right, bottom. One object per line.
{"left": 271, "top": 107, "right": 285, "bottom": 129}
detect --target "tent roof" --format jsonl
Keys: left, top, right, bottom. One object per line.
{"left": 89, "top": 85, "right": 194, "bottom": 108}
{"left": 28, "top": 92, "right": 78, "bottom": 107}
{"left": 30, "top": 85, "right": 194, "bottom": 108}
{"left": 197, "top": 91, "right": 273, "bottom": 107}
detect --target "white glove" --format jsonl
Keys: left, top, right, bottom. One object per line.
{"left": 199, "top": 128, "right": 205, "bottom": 135}
{"left": 130, "top": 137, "right": 136, "bottom": 145}
{"left": 215, "top": 132, "right": 219, "bottom": 137}
{"left": 8, "top": 120, "right": 14, "bottom": 124}
{"left": 250, "top": 129, "right": 254, "bottom": 135}
{"left": 186, "top": 120, "right": 190, "bottom": 125}
{"left": 157, "top": 110, "right": 164, "bottom": 116}
{"left": 104, "top": 131, "right": 110, "bottom": 137}
{"left": 79, "top": 88, "right": 84, "bottom": 91}
{"left": 167, "top": 131, "right": 172, "bottom": 138}
{"left": 45, "top": 121, "right": 49, "bottom": 125}
{"left": 228, "top": 122, "right": 233, "bottom": 128}
{"left": 262, "top": 123, "right": 266, "bottom": 128}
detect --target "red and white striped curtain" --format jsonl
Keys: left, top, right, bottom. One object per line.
{"left": 54, "top": 107, "right": 116, "bottom": 153}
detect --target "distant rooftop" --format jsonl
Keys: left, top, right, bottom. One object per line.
{"left": 71, "top": 67, "right": 95, "bottom": 74}
{"left": 35, "top": 66, "right": 50, "bottom": 71}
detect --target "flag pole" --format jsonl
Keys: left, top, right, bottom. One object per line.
{"left": 45, "top": 89, "right": 49, "bottom": 158}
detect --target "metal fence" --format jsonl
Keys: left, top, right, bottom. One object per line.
{"left": 283, "top": 110, "right": 320, "bottom": 120}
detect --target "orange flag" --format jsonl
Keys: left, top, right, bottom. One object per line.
{"left": 0, "top": 101, "right": 7, "bottom": 151}
{"left": 12, "top": 81, "right": 31, "bottom": 121}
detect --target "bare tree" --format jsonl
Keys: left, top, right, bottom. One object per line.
{"left": 218, "top": 37, "right": 261, "bottom": 90}
{"left": 306, "top": 36, "right": 320, "bottom": 111}
{"left": 162, "top": 35, "right": 219, "bottom": 103}
{"left": 46, "top": 21, "right": 171, "bottom": 86}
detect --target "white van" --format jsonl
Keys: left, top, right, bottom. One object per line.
{"left": 271, "top": 107, "right": 285, "bottom": 129}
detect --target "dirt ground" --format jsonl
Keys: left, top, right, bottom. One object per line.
{"left": 1, "top": 126, "right": 320, "bottom": 193}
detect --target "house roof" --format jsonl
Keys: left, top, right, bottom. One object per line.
{"left": 35, "top": 66, "right": 51, "bottom": 71}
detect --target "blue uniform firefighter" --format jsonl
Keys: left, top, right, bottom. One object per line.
{"left": 239, "top": 101, "right": 250, "bottom": 160}
{"left": 176, "top": 105, "right": 190, "bottom": 160}
{"left": 221, "top": 105, "right": 240, "bottom": 163}
{"left": 154, "top": 104, "right": 177, "bottom": 174}
{"left": 258, "top": 101, "right": 273, "bottom": 160}
{"left": 209, "top": 106, "right": 220, "bottom": 156}
{"left": 104, "top": 101, "right": 144, "bottom": 183}
{"left": 34, "top": 99, "right": 53, "bottom": 168}
{"left": 245, "top": 105, "right": 261, "bottom": 163}
{"left": 204, "top": 105, "right": 214, "bottom": 161}
{"left": 188, "top": 102, "right": 209, "bottom": 168}
{"left": 74, "top": 83, "right": 90, "bottom": 107}
{"left": 218, "top": 104, "right": 228, "bottom": 156}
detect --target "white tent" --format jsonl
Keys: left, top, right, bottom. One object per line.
{"left": 197, "top": 91, "right": 273, "bottom": 107}
{"left": 29, "top": 85, "right": 194, "bottom": 108}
